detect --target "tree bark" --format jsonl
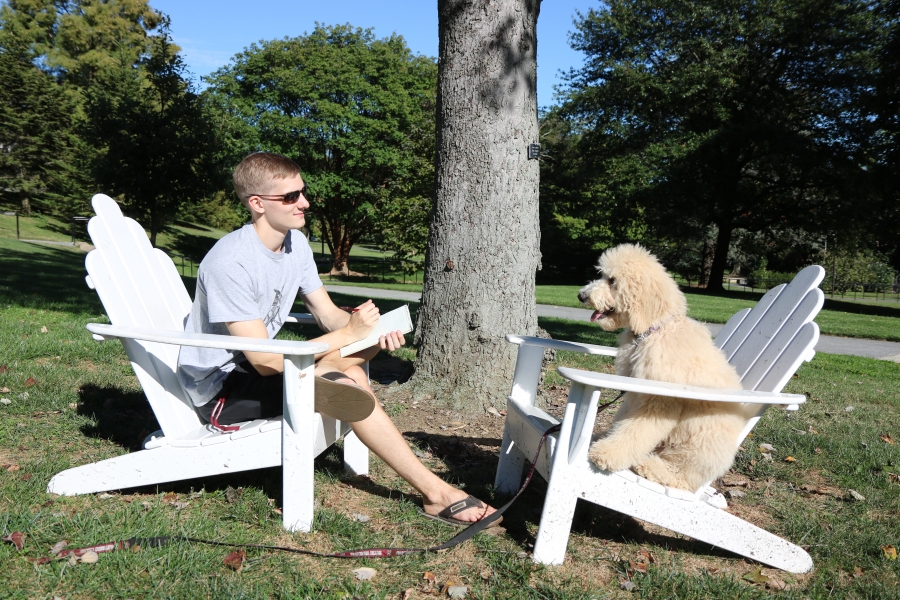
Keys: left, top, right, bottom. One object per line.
{"left": 412, "top": 0, "right": 541, "bottom": 413}
{"left": 705, "top": 221, "right": 733, "bottom": 293}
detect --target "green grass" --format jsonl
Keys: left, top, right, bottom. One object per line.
{"left": 2, "top": 237, "right": 900, "bottom": 597}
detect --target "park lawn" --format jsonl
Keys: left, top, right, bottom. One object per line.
{"left": 1, "top": 249, "right": 899, "bottom": 598}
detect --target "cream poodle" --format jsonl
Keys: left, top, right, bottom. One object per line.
{"left": 579, "top": 244, "right": 754, "bottom": 492}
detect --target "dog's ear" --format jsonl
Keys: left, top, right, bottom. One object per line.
{"left": 616, "top": 247, "right": 686, "bottom": 332}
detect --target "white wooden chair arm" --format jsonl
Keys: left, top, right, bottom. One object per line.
{"left": 86, "top": 323, "right": 328, "bottom": 356}
{"left": 285, "top": 312, "right": 317, "bottom": 325}
{"left": 506, "top": 334, "right": 618, "bottom": 357}
{"left": 557, "top": 367, "right": 805, "bottom": 405}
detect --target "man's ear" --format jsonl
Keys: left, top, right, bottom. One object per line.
{"left": 246, "top": 195, "right": 266, "bottom": 219}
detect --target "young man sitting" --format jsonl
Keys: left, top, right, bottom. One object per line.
{"left": 177, "top": 152, "right": 496, "bottom": 525}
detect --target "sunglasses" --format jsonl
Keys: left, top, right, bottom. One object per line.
{"left": 248, "top": 186, "right": 307, "bottom": 204}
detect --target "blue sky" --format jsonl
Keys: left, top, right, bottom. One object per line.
{"left": 150, "top": 0, "right": 596, "bottom": 109}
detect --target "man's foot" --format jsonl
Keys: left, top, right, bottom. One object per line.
{"left": 314, "top": 373, "right": 376, "bottom": 422}
{"left": 421, "top": 495, "right": 503, "bottom": 527}
{"left": 423, "top": 490, "right": 498, "bottom": 525}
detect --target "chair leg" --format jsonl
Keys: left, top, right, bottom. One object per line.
{"left": 532, "top": 475, "right": 579, "bottom": 565}
{"left": 282, "top": 356, "right": 316, "bottom": 533}
{"left": 343, "top": 430, "right": 369, "bottom": 476}
{"left": 494, "top": 424, "right": 527, "bottom": 495}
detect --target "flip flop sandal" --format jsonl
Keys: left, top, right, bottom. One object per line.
{"left": 420, "top": 495, "right": 503, "bottom": 527}
{"left": 314, "top": 373, "right": 376, "bottom": 422}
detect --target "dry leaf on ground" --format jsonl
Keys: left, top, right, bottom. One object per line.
{"left": 628, "top": 561, "right": 647, "bottom": 574}
{"left": 49, "top": 540, "right": 67, "bottom": 555}
{"left": 447, "top": 585, "right": 468, "bottom": 598}
{"left": 743, "top": 568, "right": 769, "bottom": 584}
{"left": 24, "top": 377, "right": 36, "bottom": 387}
{"left": 0, "top": 387, "right": 9, "bottom": 392}
{"left": 880, "top": 434, "right": 895, "bottom": 445}
{"left": 2, "top": 532, "right": 25, "bottom": 550}
{"left": 883, "top": 545, "right": 898, "bottom": 560}
{"left": 79, "top": 550, "right": 99, "bottom": 564}
{"left": 353, "top": 567, "right": 377, "bottom": 580}
{"left": 223, "top": 550, "right": 246, "bottom": 572}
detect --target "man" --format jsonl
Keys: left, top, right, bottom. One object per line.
{"left": 178, "top": 152, "right": 495, "bottom": 524}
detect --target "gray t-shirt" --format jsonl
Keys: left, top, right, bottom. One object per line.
{"left": 177, "top": 224, "right": 323, "bottom": 407}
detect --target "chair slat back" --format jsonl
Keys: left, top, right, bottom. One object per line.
{"left": 715, "top": 266, "right": 825, "bottom": 393}
{"left": 85, "top": 194, "right": 200, "bottom": 437}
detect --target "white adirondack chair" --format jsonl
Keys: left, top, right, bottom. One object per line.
{"left": 494, "top": 265, "right": 825, "bottom": 573}
{"left": 47, "top": 194, "right": 369, "bottom": 533}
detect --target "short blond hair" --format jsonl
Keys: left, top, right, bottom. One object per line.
{"left": 232, "top": 152, "right": 301, "bottom": 205}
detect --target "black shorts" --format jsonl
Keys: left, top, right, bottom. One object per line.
{"left": 196, "top": 365, "right": 348, "bottom": 426}
{"left": 196, "top": 364, "right": 283, "bottom": 425}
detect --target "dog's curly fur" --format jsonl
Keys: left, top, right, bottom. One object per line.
{"left": 580, "top": 244, "right": 754, "bottom": 492}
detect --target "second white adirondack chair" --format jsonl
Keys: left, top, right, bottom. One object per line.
{"left": 47, "top": 194, "right": 369, "bottom": 533}
{"left": 495, "top": 265, "right": 825, "bottom": 573}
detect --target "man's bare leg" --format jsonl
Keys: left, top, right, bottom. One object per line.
{"left": 314, "top": 362, "right": 496, "bottom": 523}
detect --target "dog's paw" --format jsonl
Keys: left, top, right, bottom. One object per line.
{"left": 588, "top": 440, "right": 631, "bottom": 472}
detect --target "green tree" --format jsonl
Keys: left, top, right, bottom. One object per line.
{"left": 0, "top": 31, "right": 80, "bottom": 215}
{"left": 84, "top": 27, "right": 217, "bottom": 245}
{"left": 206, "top": 24, "right": 437, "bottom": 275}
{"left": 559, "top": 0, "right": 883, "bottom": 291}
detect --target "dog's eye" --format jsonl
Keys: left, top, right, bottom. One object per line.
{"left": 608, "top": 278, "right": 616, "bottom": 286}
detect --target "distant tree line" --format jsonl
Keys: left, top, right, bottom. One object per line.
{"left": 539, "top": 0, "right": 900, "bottom": 289}
{"left": 0, "top": 1, "right": 435, "bottom": 271}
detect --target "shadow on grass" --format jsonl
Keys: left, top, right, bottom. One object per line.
{"left": 683, "top": 284, "right": 900, "bottom": 318}
{"left": 77, "top": 384, "right": 160, "bottom": 452}
{"left": 157, "top": 224, "right": 224, "bottom": 263}
{"left": 0, "top": 242, "right": 102, "bottom": 313}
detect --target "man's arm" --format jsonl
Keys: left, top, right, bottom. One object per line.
{"left": 227, "top": 300, "right": 381, "bottom": 375}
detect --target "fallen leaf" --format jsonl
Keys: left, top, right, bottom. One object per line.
{"left": 27, "top": 557, "right": 52, "bottom": 565}
{"left": 0, "top": 398, "right": 10, "bottom": 405}
{"left": 0, "top": 365, "right": 8, "bottom": 374}
{"left": 423, "top": 571, "right": 436, "bottom": 583}
{"left": 639, "top": 549, "right": 656, "bottom": 563}
{"left": 848, "top": 489, "right": 866, "bottom": 501}
{"left": 24, "top": 377, "right": 36, "bottom": 387}
{"left": 486, "top": 407, "right": 501, "bottom": 417}
{"left": 49, "top": 541, "right": 67, "bottom": 555}
{"left": 0, "top": 387, "right": 9, "bottom": 392}
{"left": 7, "top": 465, "right": 20, "bottom": 472}
{"left": 766, "top": 573, "right": 790, "bottom": 590}
{"left": 784, "top": 456, "right": 796, "bottom": 462}
{"left": 21, "top": 473, "right": 32, "bottom": 481}
{"left": 98, "top": 493, "right": 113, "bottom": 499}
{"left": 225, "top": 486, "right": 241, "bottom": 504}
{"left": 726, "top": 489, "right": 746, "bottom": 499}
{"left": 629, "top": 561, "right": 647, "bottom": 573}
{"left": 743, "top": 568, "right": 770, "bottom": 584}
{"left": 758, "top": 443, "right": 775, "bottom": 452}
{"left": 352, "top": 566, "right": 377, "bottom": 580}
{"left": 172, "top": 502, "right": 190, "bottom": 510}
{"left": 620, "top": 580, "right": 637, "bottom": 591}
{"left": 880, "top": 434, "right": 895, "bottom": 445}
{"left": 40, "top": 326, "right": 48, "bottom": 333}
{"left": 3, "top": 532, "right": 25, "bottom": 550}
{"left": 883, "top": 545, "right": 898, "bottom": 560}
{"left": 761, "top": 452, "right": 773, "bottom": 462}
{"left": 141, "top": 501, "right": 152, "bottom": 510}
{"left": 815, "top": 447, "right": 823, "bottom": 454}
{"left": 447, "top": 585, "right": 468, "bottom": 598}
{"left": 223, "top": 550, "right": 246, "bottom": 571}
{"left": 162, "top": 492, "right": 177, "bottom": 503}
{"left": 79, "top": 550, "right": 99, "bottom": 564}
{"left": 852, "top": 566, "right": 864, "bottom": 577}
{"left": 352, "top": 512, "right": 370, "bottom": 523}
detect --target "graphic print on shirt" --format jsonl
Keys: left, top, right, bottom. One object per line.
{"left": 264, "top": 288, "right": 284, "bottom": 329}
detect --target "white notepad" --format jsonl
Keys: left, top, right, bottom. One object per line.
{"left": 339, "top": 304, "right": 414, "bottom": 357}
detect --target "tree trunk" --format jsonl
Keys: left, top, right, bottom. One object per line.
{"left": 412, "top": 0, "right": 541, "bottom": 413}
{"left": 705, "top": 222, "right": 733, "bottom": 293}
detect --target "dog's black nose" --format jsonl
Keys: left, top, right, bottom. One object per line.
{"left": 577, "top": 291, "right": 588, "bottom": 303}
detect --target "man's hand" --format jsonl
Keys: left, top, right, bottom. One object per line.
{"left": 345, "top": 299, "right": 379, "bottom": 342}
{"left": 378, "top": 330, "right": 406, "bottom": 351}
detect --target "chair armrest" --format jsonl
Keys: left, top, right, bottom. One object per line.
{"left": 86, "top": 323, "right": 328, "bottom": 356}
{"left": 557, "top": 366, "right": 805, "bottom": 405}
{"left": 506, "top": 334, "right": 618, "bottom": 357}
{"left": 285, "top": 312, "right": 317, "bottom": 325}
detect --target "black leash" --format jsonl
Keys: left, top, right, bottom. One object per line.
{"left": 55, "top": 392, "right": 624, "bottom": 560}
